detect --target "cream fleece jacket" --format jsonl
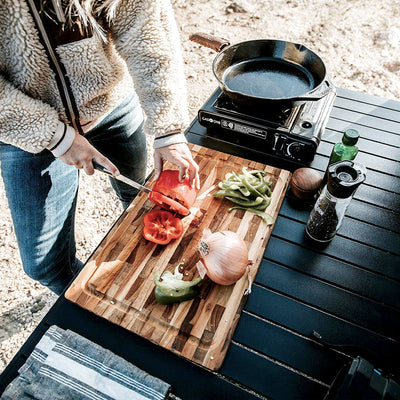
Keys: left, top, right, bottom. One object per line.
{"left": 0, "top": 0, "right": 189, "bottom": 155}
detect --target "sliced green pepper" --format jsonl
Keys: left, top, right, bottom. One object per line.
{"left": 247, "top": 169, "right": 266, "bottom": 177}
{"left": 153, "top": 270, "right": 202, "bottom": 305}
{"left": 253, "top": 198, "right": 271, "bottom": 210}
{"left": 253, "top": 180, "right": 272, "bottom": 196}
{"left": 154, "top": 286, "right": 200, "bottom": 305}
{"left": 240, "top": 175, "right": 264, "bottom": 198}
{"left": 214, "top": 167, "right": 274, "bottom": 223}
{"left": 228, "top": 206, "right": 275, "bottom": 225}
{"left": 226, "top": 195, "right": 266, "bottom": 207}
{"left": 154, "top": 271, "right": 201, "bottom": 294}
{"left": 237, "top": 186, "right": 251, "bottom": 197}
{"left": 218, "top": 181, "right": 240, "bottom": 190}
{"left": 213, "top": 189, "right": 248, "bottom": 201}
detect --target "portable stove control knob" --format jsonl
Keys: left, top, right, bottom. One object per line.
{"left": 287, "top": 142, "right": 306, "bottom": 159}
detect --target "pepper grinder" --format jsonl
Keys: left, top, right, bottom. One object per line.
{"left": 306, "top": 161, "right": 366, "bottom": 243}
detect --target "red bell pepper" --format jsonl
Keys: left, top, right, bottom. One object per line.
{"left": 143, "top": 210, "right": 184, "bottom": 245}
{"left": 149, "top": 170, "right": 197, "bottom": 216}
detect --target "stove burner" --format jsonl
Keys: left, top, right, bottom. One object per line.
{"left": 213, "top": 93, "right": 298, "bottom": 128}
{"left": 196, "top": 86, "right": 336, "bottom": 164}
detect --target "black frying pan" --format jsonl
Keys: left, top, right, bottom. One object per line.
{"left": 190, "top": 33, "right": 333, "bottom": 110}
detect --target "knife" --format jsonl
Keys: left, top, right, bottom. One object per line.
{"left": 92, "top": 161, "right": 152, "bottom": 194}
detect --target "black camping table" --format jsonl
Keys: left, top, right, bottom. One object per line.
{"left": 1, "top": 87, "right": 399, "bottom": 399}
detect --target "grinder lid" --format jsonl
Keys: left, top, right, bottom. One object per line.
{"left": 327, "top": 160, "right": 366, "bottom": 198}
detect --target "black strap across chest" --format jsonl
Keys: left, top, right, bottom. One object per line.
{"left": 25, "top": 0, "right": 88, "bottom": 134}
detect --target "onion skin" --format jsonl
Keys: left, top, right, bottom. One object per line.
{"left": 197, "top": 229, "right": 249, "bottom": 285}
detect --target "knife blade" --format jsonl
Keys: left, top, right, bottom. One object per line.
{"left": 93, "top": 161, "right": 152, "bottom": 194}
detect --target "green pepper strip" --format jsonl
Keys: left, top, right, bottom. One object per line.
{"left": 226, "top": 196, "right": 266, "bottom": 207}
{"left": 219, "top": 182, "right": 251, "bottom": 197}
{"left": 229, "top": 171, "right": 243, "bottom": 182}
{"left": 254, "top": 198, "right": 271, "bottom": 209}
{"left": 213, "top": 190, "right": 248, "bottom": 201}
{"left": 243, "top": 169, "right": 271, "bottom": 190}
{"left": 228, "top": 206, "right": 275, "bottom": 225}
{"left": 219, "top": 182, "right": 239, "bottom": 190}
{"left": 237, "top": 186, "right": 250, "bottom": 196}
{"left": 240, "top": 175, "right": 265, "bottom": 198}
{"left": 246, "top": 169, "right": 266, "bottom": 176}
{"left": 251, "top": 181, "right": 268, "bottom": 195}
{"left": 255, "top": 171, "right": 265, "bottom": 181}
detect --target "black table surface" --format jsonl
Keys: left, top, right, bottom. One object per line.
{"left": 1, "top": 87, "right": 399, "bottom": 400}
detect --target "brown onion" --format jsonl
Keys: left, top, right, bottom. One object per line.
{"left": 196, "top": 229, "right": 249, "bottom": 286}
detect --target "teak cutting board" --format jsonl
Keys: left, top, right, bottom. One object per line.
{"left": 65, "top": 144, "right": 291, "bottom": 370}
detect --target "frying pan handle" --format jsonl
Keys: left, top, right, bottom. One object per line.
{"left": 189, "top": 32, "right": 230, "bottom": 52}
{"left": 294, "top": 77, "right": 334, "bottom": 102}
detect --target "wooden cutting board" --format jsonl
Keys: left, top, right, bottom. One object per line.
{"left": 65, "top": 144, "right": 291, "bottom": 370}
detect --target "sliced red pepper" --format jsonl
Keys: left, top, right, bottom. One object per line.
{"left": 148, "top": 191, "right": 190, "bottom": 216}
{"left": 143, "top": 210, "right": 184, "bottom": 245}
{"left": 149, "top": 170, "right": 197, "bottom": 216}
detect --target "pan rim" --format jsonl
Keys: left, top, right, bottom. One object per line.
{"left": 211, "top": 38, "right": 327, "bottom": 102}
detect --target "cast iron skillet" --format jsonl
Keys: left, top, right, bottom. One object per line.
{"left": 190, "top": 33, "right": 333, "bottom": 110}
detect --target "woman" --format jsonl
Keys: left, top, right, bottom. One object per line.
{"left": 0, "top": 0, "right": 199, "bottom": 294}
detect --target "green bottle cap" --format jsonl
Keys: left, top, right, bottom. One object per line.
{"left": 342, "top": 129, "right": 360, "bottom": 146}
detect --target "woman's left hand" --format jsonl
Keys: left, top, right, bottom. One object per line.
{"left": 154, "top": 143, "right": 200, "bottom": 190}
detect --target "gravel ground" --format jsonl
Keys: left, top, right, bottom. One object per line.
{"left": 1, "top": 0, "right": 399, "bottom": 374}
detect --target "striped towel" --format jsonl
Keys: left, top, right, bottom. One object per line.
{"left": 1, "top": 325, "right": 171, "bottom": 400}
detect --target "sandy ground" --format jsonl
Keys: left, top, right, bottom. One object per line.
{"left": 1, "top": 0, "right": 399, "bottom": 374}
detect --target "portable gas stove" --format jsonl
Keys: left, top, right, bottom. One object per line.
{"left": 192, "top": 84, "right": 336, "bottom": 165}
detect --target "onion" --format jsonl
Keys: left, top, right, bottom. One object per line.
{"left": 196, "top": 229, "right": 250, "bottom": 286}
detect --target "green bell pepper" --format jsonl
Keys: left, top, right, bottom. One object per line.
{"left": 153, "top": 269, "right": 202, "bottom": 305}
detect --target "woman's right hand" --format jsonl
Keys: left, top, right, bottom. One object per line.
{"left": 58, "top": 132, "right": 119, "bottom": 176}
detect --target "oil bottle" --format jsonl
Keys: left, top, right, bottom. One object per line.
{"left": 328, "top": 128, "right": 360, "bottom": 164}
{"left": 321, "top": 128, "right": 360, "bottom": 188}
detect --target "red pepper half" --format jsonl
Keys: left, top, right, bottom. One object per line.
{"left": 143, "top": 210, "right": 184, "bottom": 245}
{"left": 149, "top": 170, "right": 197, "bottom": 216}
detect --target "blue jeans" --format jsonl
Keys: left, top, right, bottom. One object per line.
{"left": 0, "top": 93, "right": 147, "bottom": 295}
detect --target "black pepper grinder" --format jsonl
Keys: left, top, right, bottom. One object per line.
{"left": 306, "top": 160, "right": 366, "bottom": 242}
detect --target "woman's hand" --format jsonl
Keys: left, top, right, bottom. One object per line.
{"left": 154, "top": 143, "right": 200, "bottom": 189}
{"left": 59, "top": 132, "right": 119, "bottom": 176}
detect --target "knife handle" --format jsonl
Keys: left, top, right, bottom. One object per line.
{"left": 93, "top": 161, "right": 113, "bottom": 176}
